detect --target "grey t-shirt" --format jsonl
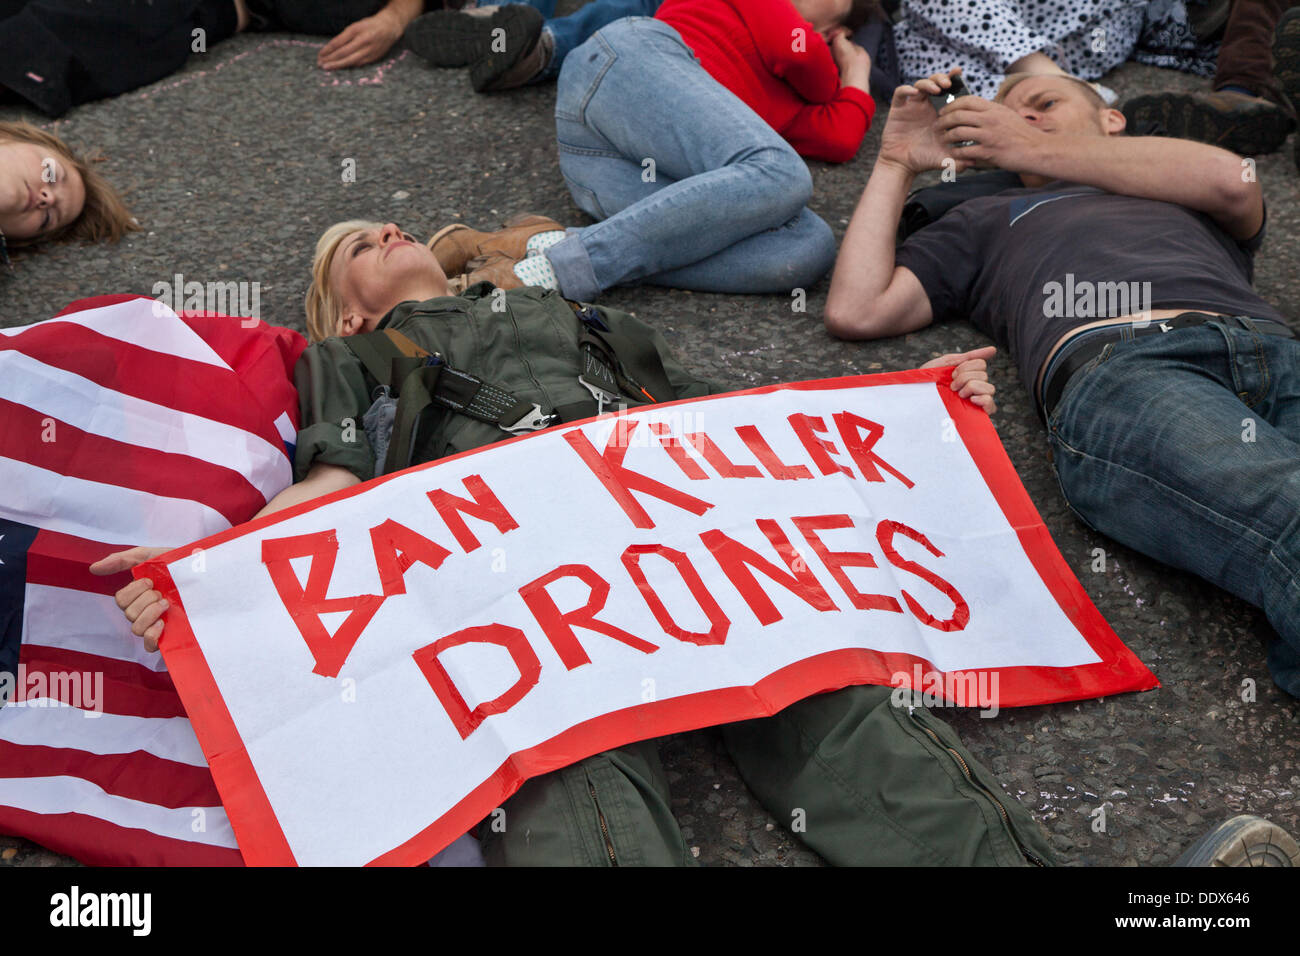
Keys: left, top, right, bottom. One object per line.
{"left": 894, "top": 181, "right": 1283, "bottom": 395}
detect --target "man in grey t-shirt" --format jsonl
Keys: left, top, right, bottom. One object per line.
{"left": 824, "top": 68, "right": 1300, "bottom": 700}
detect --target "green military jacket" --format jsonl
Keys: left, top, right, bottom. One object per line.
{"left": 293, "top": 284, "right": 717, "bottom": 483}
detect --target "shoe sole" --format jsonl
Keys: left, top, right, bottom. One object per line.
{"left": 468, "top": 6, "right": 545, "bottom": 93}
{"left": 1271, "top": 7, "right": 1300, "bottom": 173}
{"left": 1175, "top": 815, "right": 1300, "bottom": 867}
{"left": 1275, "top": 8, "right": 1300, "bottom": 114}
{"left": 1122, "top": 91, "right": 1293, "bottom": 155}
{"left": 405, "top": 10, "right": 496, "bottom": 68}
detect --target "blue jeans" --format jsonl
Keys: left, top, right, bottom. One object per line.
{"left": 546, "top": 17, "right": 836, "bottom": 301}
{"left": 531, "top": 0, "right": 662, "bottom": 81}
{"left": 1047, "top": 319, "right": 1300, "bottom": 697}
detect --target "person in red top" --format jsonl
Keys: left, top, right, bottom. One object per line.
{"left": 464, "top": 0, "right": 877, "bottom": 302}
{"left": 656, "top": 0, "right": 875, "bottom": 162}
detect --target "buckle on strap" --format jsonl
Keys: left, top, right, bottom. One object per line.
{"left": 578, "top": 375, "right": 621, "bottom": 415}
{"left": 500, "top": 403, "right": 560, "bottom": 435}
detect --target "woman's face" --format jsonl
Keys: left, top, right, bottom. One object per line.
{"left": 792, "top": 0, "right": 853, "bottom": 38}
{"left": 0, "top": 141, "right": 85, "bottom": 241}
{"left": 329, "top": 222, "right": 449, "bottom": 336}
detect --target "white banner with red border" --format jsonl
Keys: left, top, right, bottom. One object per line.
{"left": 140, "top": 369, "right": 1157, "bottom": 866}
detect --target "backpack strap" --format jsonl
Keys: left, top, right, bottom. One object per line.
{"left": 554, "top": 301, "right": 677, "bottom": 422}
{"left": 345, "top": 329, "right": 431, "bottom": 394}
{"left": 343, "top": 301, "right": 683, "bottom": 472}
{"left": 344, "top": 330, "right": 556, "bottom": 474}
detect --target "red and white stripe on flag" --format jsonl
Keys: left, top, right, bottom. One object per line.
{"left": 142, "top": 369, "right": 1158, "bottom": 867}
{"left": 0, "top": 294, "right": 306, "bottom": 866}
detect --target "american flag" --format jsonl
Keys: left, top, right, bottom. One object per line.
{"left": 0, "top": 294, "right": 306, "bottom": 866}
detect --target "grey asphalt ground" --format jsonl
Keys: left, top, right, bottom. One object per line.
{"left": 2, "top": 6, "right": 1299, "bottom": 868}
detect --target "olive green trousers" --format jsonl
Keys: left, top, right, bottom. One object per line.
{"left": 478, "top": 684, "right": 1056, "bottom": 867}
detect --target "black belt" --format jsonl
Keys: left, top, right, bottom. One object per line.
{"left": 1039, "top": 313, "right": 1296, "bottom": 422}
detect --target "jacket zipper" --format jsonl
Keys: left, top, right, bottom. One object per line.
{"left": 588, "top": 778, "right": 619, "bottom": 866}
{"left": 911, "top": 714, "right": 1047, "bottom": 867}
{"left": 505, "top": 301, "right": 549, "bottom": 409}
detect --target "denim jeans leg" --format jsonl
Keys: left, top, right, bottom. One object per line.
{"left": 548, "top": 18, "right": 818, "bottom": 300}
{"left": 643, "top": 207, "right": 837, "bottom": 294}
{"left": 1047, "top": 324, "right": 1300, "bottom": 698}
{"left": 521, "top": 0, "right": 559, "bottom": 17}
{"left": 548, "top": 148, "right": 834, "bottom": 294}
{"left": 539, "top": 0, "right": 662, "bottom": 81}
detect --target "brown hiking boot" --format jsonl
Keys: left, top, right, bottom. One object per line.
{"left": 1274, "top": 6, "right": 1300, "bottom": 111}
{"left": 1121, "top": 89, "right": 1296, "bottom": 155}
{"left": 427, "top": 214, "right": 564, "bottom": 276}
{"left": 1274, "top": 6, "right": 1300, "bottom": 172}
{"left": 460, "top": 252, "right": 524, "bottom": 291}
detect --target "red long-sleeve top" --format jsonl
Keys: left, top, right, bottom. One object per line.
{"left": 655, "top": 0, "right": 874, "bottom": 163}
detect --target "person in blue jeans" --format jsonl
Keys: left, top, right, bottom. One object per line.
{"left": 405, "top": 0, "right": 661, "bottom": 91}
{"left": 431, "top": 3, "right": 875, "bottom": 300}
{"left": 541, "top": 11, "right": 857, "bottom": 299}
{"left": 404, "top": 0, "right": 900, "bottom": 98}
{"left": 824, "top": 66, "right": 1300, "bottom": 698}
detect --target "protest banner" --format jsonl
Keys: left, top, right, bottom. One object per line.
{"left": 139, "top": 368, "right": 1157, "bottom": 865}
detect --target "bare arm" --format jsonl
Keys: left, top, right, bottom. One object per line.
{"left": 825, "top": 157, "right": 932, "bottom": 338}
{"left": 254, "top": 462, "right": 360, "bottom": 519}
{"left": 317, "top": 0, "right": 423, "bottom": 70}
{"left": 90, "top": 463, "right": 362, "bottom": 651}
{"left": 937, "top": 100, "right": 1263, "bottom": 239}
{"left": 825, "top": 72, "right": 969, "bottom": 339}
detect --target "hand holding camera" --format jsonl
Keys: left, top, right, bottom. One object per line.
{"left": 930, "top": 72, "right": 978, "bottom": 148}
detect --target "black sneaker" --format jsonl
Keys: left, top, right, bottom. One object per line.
{"left": 404, "top": 5, "right": 544, "bottom": 86}
{"left": 405, "top": 8, "right": 495, "bottom": 68}
{"left": 1174, "top": 814, "right": 1300, "bottom": 867}
{"left": 467, "top": 5, "right": 546, "bottom": 92}
{"left": 1121, "top": 89, "right": 1295, "bottom": 155}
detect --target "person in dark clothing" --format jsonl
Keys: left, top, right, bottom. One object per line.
{"left": 1122, "top": 1, "right": 1300, "bottom": 161}
{"left": 827, "top": 66, "right": 1300, "bottom": 699}
{"left": 0, "top": 0, "right": 432, "bottom": 117}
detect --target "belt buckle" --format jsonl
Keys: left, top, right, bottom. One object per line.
{"left": 501, "top": 403, "right": 559, "bottom": 435}
{"left": 579, "top": 375, "right": 621, "bottom": 415}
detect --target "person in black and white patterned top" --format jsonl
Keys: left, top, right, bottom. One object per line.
{"left": 891, "top": 0, "right": 1148, "bottom": 99}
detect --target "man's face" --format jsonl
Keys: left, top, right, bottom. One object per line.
{"left": 0, "top": 141, "right": 86, "bottom": 241}
{"left": 997, "top": 76, "right": 1120, "bottom": 139}
{"left": 329, "top": 222, "right": 448, "bottom": 336}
